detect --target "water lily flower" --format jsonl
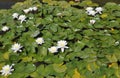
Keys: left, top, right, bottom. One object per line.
{"left": 48, "top": 46, "right": 58, "bottom": 53}
{"left": 95, "top": 7, "right": 103, "bottom": 14}
{"left": 57, "top": 40, "right": 69, "bottom": 52}
{"left": 11, "top": 43, "right": 23, "bottom": 53}
{"left": 36, "top": 37, "right": 44, "bottom": 45}
{"left": 86, "top": 7, "right": 93, "bottom": 12}
{"left": 18, "top": 15, "right": 26, "bottom": 23}
{"left": 0, "top": 64, "right": 14, "bottom": 76}
{"left": 32, "top": 7, "right": 38, "bottom": 11}
{"left": 1, "top": 26, "right": 9, "bottom": 32}
{"left": 90, "top": 20, "right": 96, "bottom": 24}
{"left": 28, "top": 7, "right": 33, "bottom": 11}
{"left": 115, "top": 41, "right": 119, "bottom": 46}
{"left": 23, "top": 9, "right": 30, "bottom": 14}
{"left": 87, "top": 10, "right": 96, "bottom": 16}
{"left": 29, "top": 17, "right": 34, "bottom": 19}
{"left": 23, "top": 7, "right": 37, "bottom": 14}
{"left": 12, "top": 13, "right": 19, "bottom": 19}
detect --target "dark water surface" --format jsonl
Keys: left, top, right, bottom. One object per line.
{"left": 0, "top": 0, "right": 120, "bottom": 9}
{"left": 92, "top": 0, "right": 120, "bottom": 6}
{"left": 0, "top": 0, "right": 24, "bottom": 9}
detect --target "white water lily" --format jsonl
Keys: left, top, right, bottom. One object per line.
{"left": 36, "top": 37, "right": 44, "bottom": 45}
{"left": 29, "top": 7, "right": 38, "bottom": 11}
{"left": 32, "top": 7, "right": 38, "bottom": 11}
{"left": 95, "top": 7, "right": 103, "bottom": 14}
{"left": 28, "top": 7, "right": 33, "bottom": 11}
{"left": 11, "top": 43, "right": 23, "bottom": 53}
{"left": 23, "top": 9, "right": 30, "bottom": 14}
{"left": 23, "top": 7, "right": 37, "bottom": 14}
{"left": 0, "top": 64, "right": 14, "bottom": 76}
{"left": 29, "top": 17, "right": 34, "bottom": 19}
{"left": 12, "top": 13, "right": 19, "bottom": 19}
{"left": 86, "top": 7, "right": 93, "bottom": 12}
{"left": 115, "top": 41, "right": 119, "bottom": 46}
{"left": 57, "top": 40, "right": 69, "bottom": 52}
{"left": 48, "top": 46, "right": 58, "bottom": 53}
{"left": 90, "top": 20, "right": 96, "bottom": 24}
{"left": 1, "top": 26, "right": 9, "bottom": 32}
{"left": 18, "top": 15, "right": 26, "bottom": 23}
{"left": 87, "top": 10, "right": 96, "bottom": 16}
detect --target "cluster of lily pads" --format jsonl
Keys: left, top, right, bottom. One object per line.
{"left": 0, "top": 0, "right": 120, "bottom": 78}
{"left": 0, "top": 5, "right": 69, "bottom": 76}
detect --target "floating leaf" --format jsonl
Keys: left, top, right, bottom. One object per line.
{"left": 24, "top": 63, "right": 36, "bottom": 73}
{"left": 53, "top": 63, "right": 67, "bottom": 73}
{"left": 22, "top": 56, "right": 32, "bottom": 62}
{"left": 108, "top": 62, "right": 118, "bottom": 69}
{"left": 72, "top": 68, "right": 81, "bottom": 78}
{"left": 0, "top": 63, "right": 5, "bottom": 70}
{"left": 106, "top": 54, "right": 118, "bottom": 62}
{"left": 30, "top": 72, "right": 40, "bottom": 78}
{"left": 3, "top": 52, "right": 10, "bottom": 59}
{"left": 100, "top": 13, "right": 108, "bottom": 18}
{"left": 14, "top": 63, "right": 25, "bottom": 73}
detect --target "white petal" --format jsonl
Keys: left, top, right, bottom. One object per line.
{"left": 61, "top": 48, "right": 64, "bottom": 52}
{"left": 19, "top": 50, "right": 22, "bottom": 52}
{"left": 65, "top": 46, "right": 69, "bottom": 48}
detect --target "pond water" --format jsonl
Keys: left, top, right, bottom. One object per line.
{"left": 91, "top": 0, "right": 120, "bottom": 6}
{"left": 0, "top": 0, "right": 24, "bottom": 9}
{"left": 0, "top": 0, "right": 120, "bottom": 9}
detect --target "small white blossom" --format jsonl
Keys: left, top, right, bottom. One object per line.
{"left": 18, "top": 15, "right": 26, "bottom": 23}
{"left": 11, "top": 43, "right": 23, "bottom": 53}
{"left": 23, "top": 9, "right": 30, "bottom": 14}
{"left": 12, "top": 13, "right": 19, "bottom": 19}
{"left": 1, "top": 26, "right": 9, "bottom": 32}
{"left": 32, "top": 7, "right": 38, "bottom": 11}
{"left": 104, "top": 30, "right": 108, "bottom": 32}
{"left": 24, "top": 7, "right": 37, "bottom": 14}
{"left": 0, "top": 64, "right": 14, "bottom": 76}
{"left": 29, "top": 17, "right": 34, "bottom": 19}
{"left": 36, "top": 37, "right": 44, "bottom": 45}
{"left": 86, "top": 7, "right": 93, "bottom": 12}
{"left": 90, "top": 20, "right": 96, "bottom": 24}
{"left": 48, "top": 46, "right": 58, "bottom": 53}
{"left": 87, "top": 10, "right": 96, "bottom": 16}
{"left": 57, "top": 40, "right": 69, "bottom": 52}
{"left": 28, "top": 7, "right": 33, "bottom": 11}
{"left": 95, "top": 7, "right": 103, "bottom": 14}
{"left": 115, "top": 41, "right": 119, "bottom": 46}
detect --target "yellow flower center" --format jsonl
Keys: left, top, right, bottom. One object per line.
{"left": 51, "top": 47, "right": 57, "bottom": 52}
{"left": 4, "top": 67, "right": 10, "bottom": 72}
{"left": 59, "top": 43, "right": 65, "bottom": 47}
